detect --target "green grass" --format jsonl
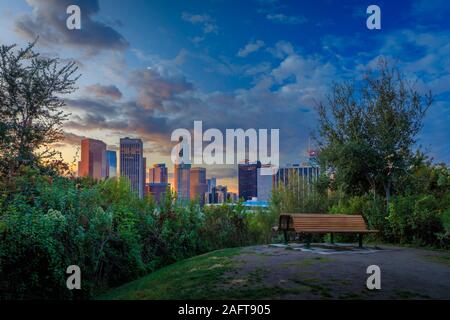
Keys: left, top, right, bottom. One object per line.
{"left": 98, "top": 247, "right": 331, "bottom": 300}
{"left": 98, "top": 247, "right": 242, "bottom": 300}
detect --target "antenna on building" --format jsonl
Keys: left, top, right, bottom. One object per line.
{"left": 307, "top": 135, "right": 319, "bottom": 167}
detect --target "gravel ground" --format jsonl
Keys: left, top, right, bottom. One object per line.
{"left": 225, "top": 244, "right": 450, "bottom": 299}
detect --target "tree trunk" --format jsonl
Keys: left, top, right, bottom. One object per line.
{"left": 384, "top": 181, "right": 391, "bottom": 214}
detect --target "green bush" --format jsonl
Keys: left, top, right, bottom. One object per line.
{"left": 329, "top": 194, "right": 387, "bottom": 240}
{"left": 438, "top": 204, "right": 450, "bottom": 247}
{"left": 0, "top": 167, "right": 277, "bottom": 299}
{"left": 201, "top": 202, "right": 250, "bottom": 250}
{"left": 0, "top": 169, "right": 157, "bottom": 299}
{"left": 387, "top": 194, "right": 446, "bottom": 246}
{"left": 1, "top": 164, "right": 448, "bottom": 299}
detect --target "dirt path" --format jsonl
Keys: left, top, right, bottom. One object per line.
{"left": 223, "top": 244, "right": 450, "bottom": 299}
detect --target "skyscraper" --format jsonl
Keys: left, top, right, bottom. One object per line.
{"left": 238, "top": 160, "right": 261, "bottom": 200}
{"left": 205, "top": 184, "right": 227, "bottom": 204}
{"left": 149, "top": 163, "right": 168, "bottom": 183}
{"left": 106, "top": 150, "right": 117, "bottom": 178}
{"left": 143, "top": 157, "right": 147, "bottom": 196}
{"left": 215, "top": 185, "right": 228, "bottom": 204}
{"left": 273, "top": 164, "right": 320, "bottom": 193}
{"left": 78, "top": 138, "right": 107, "bottom": 180}
{"left": 146, "top": 183, "right": 170, "bottom": 203}
{"left": 147, "top": 164, "right": 168, "bottom": 203}
{"left": 257, "top": 164, "right": 275, "bottom": 201}
{"left": 120, "top": 137, "right": 145, "bottom": 198}
{"left": 174, "top": 163, "right": 191, "bottom": 202}
{"left": 206, "top": 177, "right": 216, "bottom": 193}
{"left": 190, "top": 167, "right": 207, "bottom": 205}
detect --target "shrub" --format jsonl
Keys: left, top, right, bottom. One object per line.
{"left": 387, "top": 195, "right": 445, "bottom": 245}
{"left": 0, "top": 168, "right": 279, "bottom": 299}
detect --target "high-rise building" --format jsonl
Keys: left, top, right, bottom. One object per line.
{"left": 273, "top": 164, "right": 320, "bottom": 192}
{"left": 149, "top": 163, "right": 168, "bottom": 184}
{"left": 174, "top": 163, "right": 191, "bottom": 202}
{"left": 143, "top": 157, "right": 147, "bottom": 196}
{"left": 227, "top": 192, "right": 238, "bottom": 203}
{"left": 215, "top": 185, "right": 228, "bottom": 204}
{"left": 146, "top": 182, "right": 169, "bottom": 203}
{"left": 106, "top": 150, "right": 117, "bottom": 178}
{"left": 204, "top": 192, "right": 214, "bottom": 204}
{"left": 78, "top": 138, "right": 107, "bottom": 180}
{"left": 190, "top": 167, "right": 207, "bottom": 205}
{"left": 238, "top": 160, "right": 261, "bottom": 200}
{"left": 120, "top": 137, "right": 145, "bottom": 198}
{"left": 206, "top": 177, "right": 216, "bottom": 193}
{"left": 257, "top": 164, "right": 275, "bottom": 201}
{"left": 205, "top": 185, "right": 228, "bottom": 204}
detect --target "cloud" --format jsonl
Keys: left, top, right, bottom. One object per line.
{"left": 128, "top": 69, "right": 194, "bottom": 110}
{"left": 266, "top": 13, "right": 307, "bottom": 24}
{"left": 64, "top": 98, "right": 174, "bottom": 154}
{"left": 131, "top": 48, "right": 189, "bottom": 76}
{"left": 190, "top": 35, "right": 205, "bottom": 44}
{"left": 15, "top": 0, "right": 129, "bottom": 54}
{"left": 51, "top": 131, "right": 85, "bottom": 148}
{"left": 64, "top": 97, "right": 120, "bottom": 117}
{"left": 85, "top": 84, "right": 122, "bottom": 100}
{"left": 61, "top": 131, "right": 85, "bottom": 146}
{"left": 237, "top": 40, "right": 265, "bottom": 57}
{"left": 61, "top": 42, "right": 333, "bottom": 165}
{"left": 266, "top": 41, "right": 295, "bottom": 58}
{"left": 61, "top": 67, "right": 198, "bottom": 154}
{"left": 244, "top": 62, "right": 271, "bottom": 76}
{"left": 181, "top": 12, "right": 218, "bottom": 34}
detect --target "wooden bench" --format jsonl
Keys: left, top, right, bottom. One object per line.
{"left": 278, "top": 213, "right": 378, "bottom": 248}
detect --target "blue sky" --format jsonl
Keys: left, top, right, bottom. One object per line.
{"left": 0, "top": 0, "right": 449, "bottom": 188}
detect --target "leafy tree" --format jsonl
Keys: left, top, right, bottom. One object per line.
{"left": 0, "top": 40, "right": 80, "bottom": 176}
{"left": 316, "top": 58, "right": 432, "bottom": 209}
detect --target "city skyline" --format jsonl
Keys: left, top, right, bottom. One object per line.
{"left": 0, "top": 0, "right": 448, "bottom": 194}
{"left": 75, "top": 134, "right": 321, "bottom": 201}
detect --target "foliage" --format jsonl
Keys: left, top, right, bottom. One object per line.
{"left": 0, "top": 40, "right": 80, "bottom": 177}
{"left": 270, "top": 174, "right": 332, "bottom": 214}
{"left": 0, "top": 168, "right": 275, "bottom": 299}
{"left": 387, "top": 194, "right": 448, "bottom": 246}
{"left": 268, "top": 162, "right": 449, "bottom": 247}
{"left": 329, "top": 194, "right": 387, "bottom": 235}
{"left": 1, "top": 42, "right": 448, "bottom": 301}
{"left": 316, "top": 58, "right": 432, "bottom": 208}
{"left": 201, "top": 202, "right": 249, "bottom": 250}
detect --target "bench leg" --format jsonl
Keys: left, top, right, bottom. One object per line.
{"left": 330, "top": 233, "right": 334, "bottom": 244}
{"left": 305, "top": 234, "right": 312, "bottom": 249}
{"left": 358, "top": 233, "right": 363, "bottom": 248}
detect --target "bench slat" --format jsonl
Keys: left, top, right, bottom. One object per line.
{"left": 279, "top": 213, "right": 378, "bottom": 234}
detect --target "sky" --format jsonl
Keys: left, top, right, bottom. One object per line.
{"left": 0, "top": 0, "right": 449, "bottom": 191}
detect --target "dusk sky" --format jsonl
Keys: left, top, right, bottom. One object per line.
{"left": 0, "top": 0, "right": 449, "bottom": 191}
